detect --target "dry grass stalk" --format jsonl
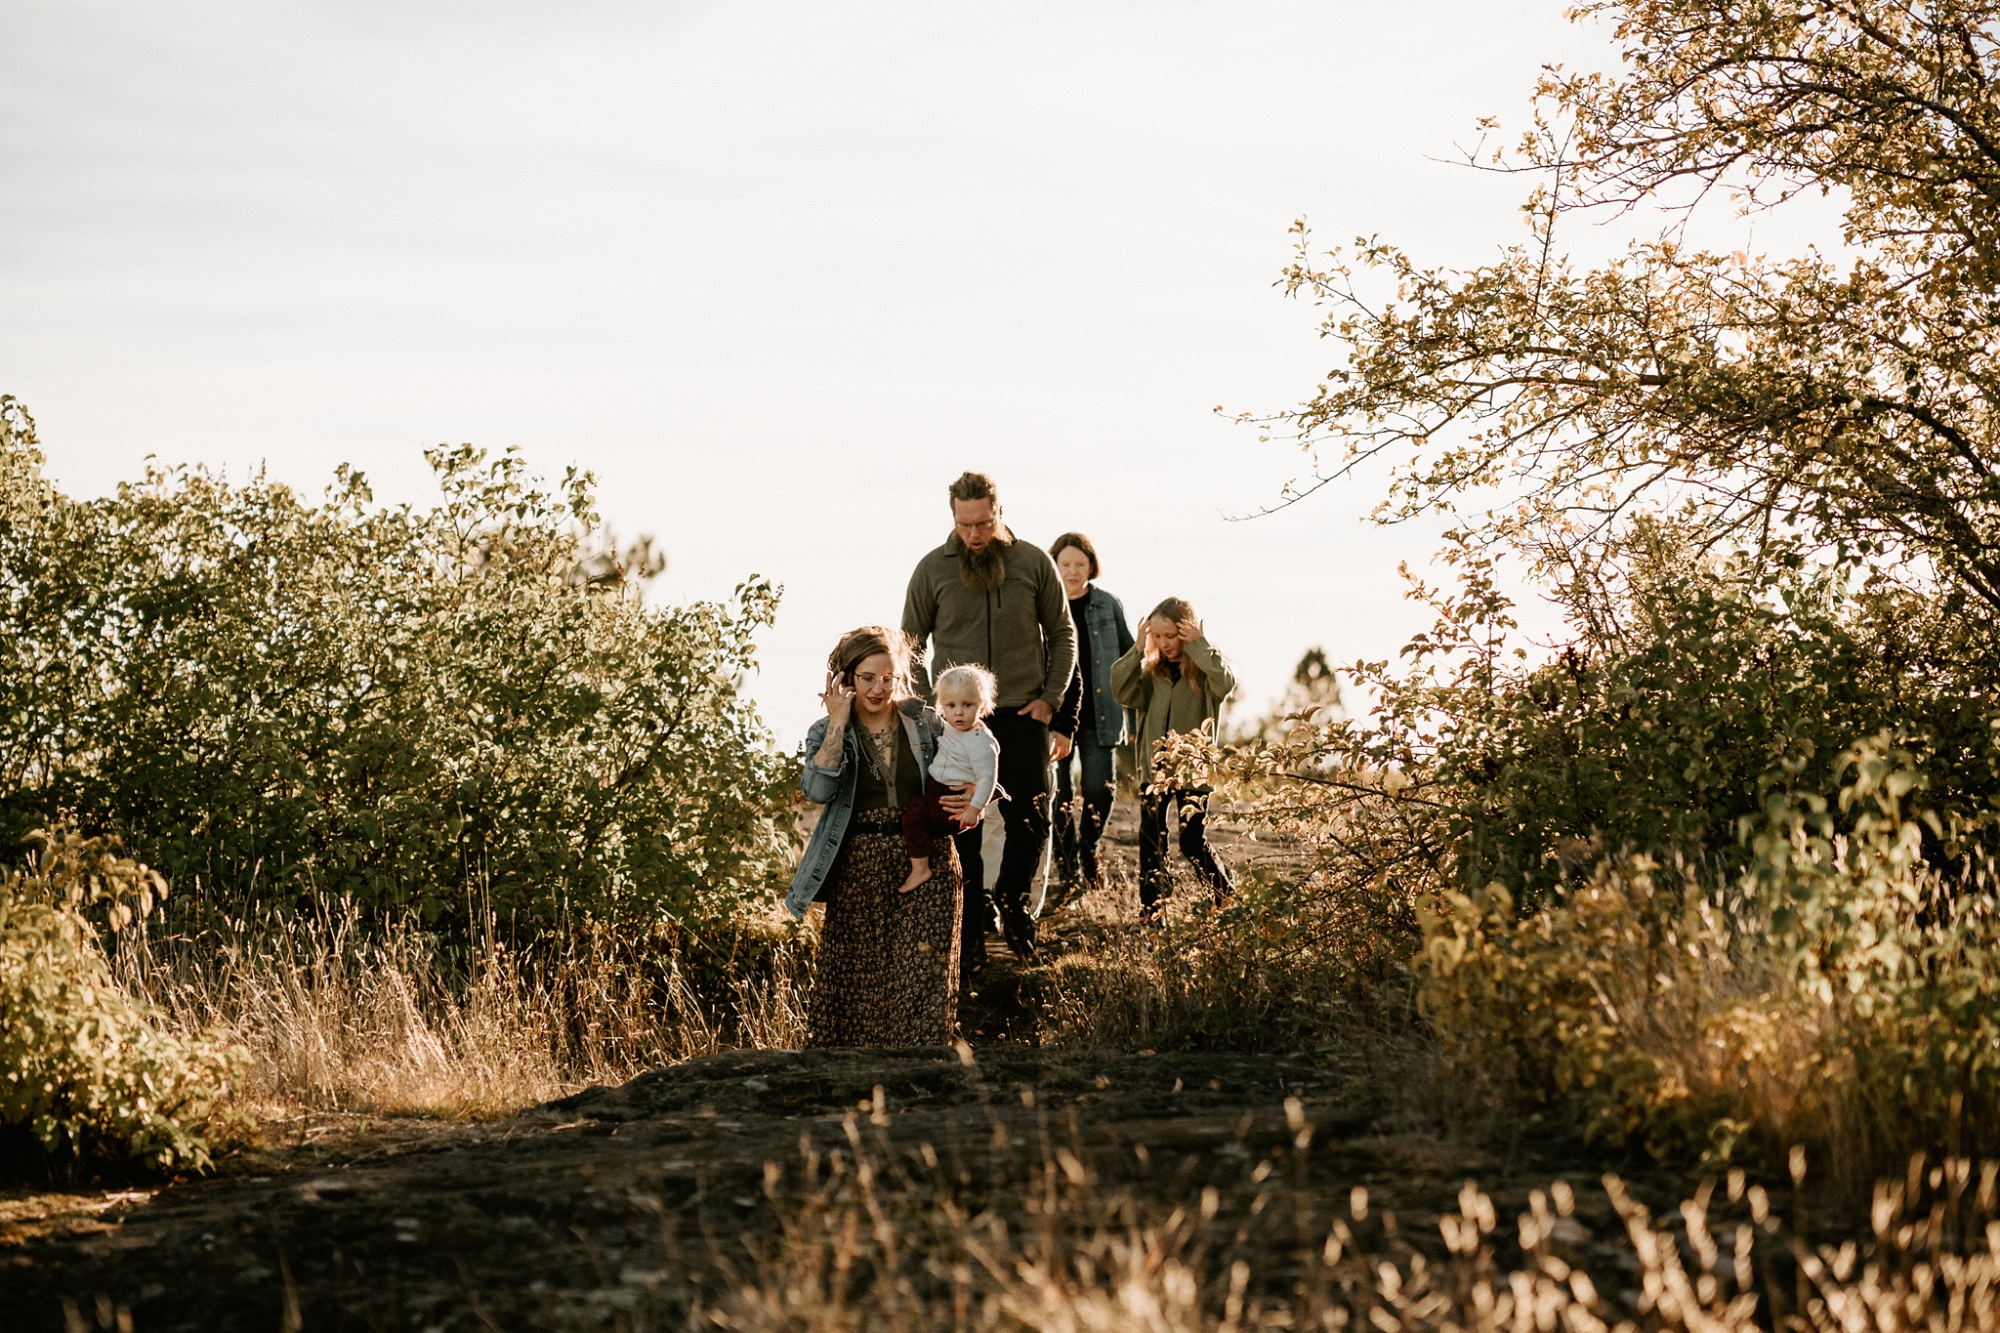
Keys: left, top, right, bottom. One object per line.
{"left": 114, "top": 906, "right": 815, "bottom": 1120}
{"left": 732, "top": 934, "right": 814, "bottom": 1052}
{"left": 703, "top": 1111, "right": 2000, "bottom": 1333}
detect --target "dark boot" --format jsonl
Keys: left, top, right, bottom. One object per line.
{"left": 1000, "top": 900, "right": 1038, "bottom": 960}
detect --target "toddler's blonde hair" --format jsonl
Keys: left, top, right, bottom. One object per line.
{"left": 934, "top": 664, "right": 998, "bottom": 715}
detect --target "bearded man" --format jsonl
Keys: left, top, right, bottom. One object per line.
{"left": 902, "top": 471, "right": 1077, "bottom": 969}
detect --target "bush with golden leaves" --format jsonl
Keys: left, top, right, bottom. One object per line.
{"left": 1, "top": 829, "right": 244, "bottom": 1173}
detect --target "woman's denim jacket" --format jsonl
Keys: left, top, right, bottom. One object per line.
{"left": 785, "top": 700, "right": 945, "bottom": 919}
{"left": 1076, "top": 584, "right": 1137, "bottom": 749}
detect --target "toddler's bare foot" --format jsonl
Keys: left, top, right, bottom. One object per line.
{"left": 899, "top": 862, "right": 932, "bottom": 894}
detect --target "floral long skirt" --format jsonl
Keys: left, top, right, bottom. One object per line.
{"left": 806, "top": 808, "right": 963, "bottom": 1048}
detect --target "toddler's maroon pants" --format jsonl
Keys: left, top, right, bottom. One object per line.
{"left": 902, "top": 777, "right": 961, "bottom": 861}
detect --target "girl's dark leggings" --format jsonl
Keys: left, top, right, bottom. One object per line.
{"left": 1138, "top": 785, "right": 1233, "bottom": 915}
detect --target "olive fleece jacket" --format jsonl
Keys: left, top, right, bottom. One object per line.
{"left": 901, "top": 533, "right": 1078, "bottom": 712}
{"left": 1110, "top": 637, "right": 1237, "bottom": 779}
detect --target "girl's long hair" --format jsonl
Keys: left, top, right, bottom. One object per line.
{"left": 1142, "top": 597, "right": 1203, "bottom": 696}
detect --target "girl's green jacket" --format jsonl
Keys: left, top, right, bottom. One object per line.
{"left": 1110, "top": 636, "right": 1236, "bottom": 781}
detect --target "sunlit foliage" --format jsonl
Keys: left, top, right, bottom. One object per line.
{"left": 0, "top": 396, "right": 792, "bottom": 930}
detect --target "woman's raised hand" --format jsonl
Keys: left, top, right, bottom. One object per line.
{"left": 1177, "top": 617, "right": 1203, "bottom": 644}
{"left": 820, "top": 670, "right": 855, "bottom": 727}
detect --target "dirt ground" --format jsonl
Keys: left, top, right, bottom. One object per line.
{"left": 0, "top": 799, "right": 1707, "bottom": 1332}
{"left": 3, "top": 1041, "right": 1702, "bottom": 1333}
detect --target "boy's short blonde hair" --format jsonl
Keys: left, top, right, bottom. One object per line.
{"left": 934, "top": 664, "right": 998, "bottom": 714}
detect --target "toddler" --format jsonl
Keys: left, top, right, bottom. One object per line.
{"left": 899, "top": 664, "right": 1003, "bottom": 894}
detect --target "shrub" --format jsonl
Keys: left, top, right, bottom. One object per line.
{"left": 1435, "top": 540, "right": 2000, "bottom": 907}
{"left": 1421, "top": 855, "right": 1771, "bottom": 1165}
{"left": 0, "top": 396, "right": 794, "bottom": 931}
{"left": 1423, "top": 736, "right": 2000, "bottom": 1184}
{"left": 1222, "top": 525, "right": 2000, "bottom": 907}
{"left": 1040, "top": 864, "right": 1408, "bottom": 1053}
{"left": 1196, "top": 521, "right": 2000, "bottom": 1174}
{"left": 0, "top": 829, "right": 244, "bottom": 1174}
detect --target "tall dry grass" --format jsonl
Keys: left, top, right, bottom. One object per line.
{"left": 113, "top": 906, "right": 816, "bottom": 1119}
{"left": 692, "top": 1094, "right": 2000, "bottom": 1333}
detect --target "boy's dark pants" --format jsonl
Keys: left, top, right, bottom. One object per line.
{"left": 1053, "top": 735, "right": 1116, "bottom": 882}
{"left": 951, "top": 711, "right": 1050, "bottom": 970}
{"left": 1138, "top": 786, "right": 1233, "bottom": 917}
{"left": 902, "top": 778, "right": 960, "bottom": 862}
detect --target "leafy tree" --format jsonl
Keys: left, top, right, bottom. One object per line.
{"left": 1212, "top": 0, "right": 2000, "bottom": 1166}
{"left": 1271, "top": 0, "right": 2000, "bottom": 614}
{"left": 1222, "top": 0, "right": 2000, "bottom": 894}
{"left": 1226, "top": 647, "right": 1347, "bottom": 745}
{"left": 0, "top": 397, "right": 793, "bottom": 931}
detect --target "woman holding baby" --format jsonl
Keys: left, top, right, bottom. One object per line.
{"left": 785, "top": 625, "right": 977, "bottom": 1047}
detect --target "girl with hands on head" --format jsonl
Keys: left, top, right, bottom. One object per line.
{"left": 1136, "top": 613, "right": 1204, "bottom": 659}
{"left": 1110, "top": 597, "right": 1236, "bottom": 922}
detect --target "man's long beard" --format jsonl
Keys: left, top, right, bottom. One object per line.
{"left": 956, "top": 537, "right": 1009, "bottom": 593}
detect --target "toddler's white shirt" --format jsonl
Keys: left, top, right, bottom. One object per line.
{"left": 929, "top": 722, "right": 1002, "bottom": 808}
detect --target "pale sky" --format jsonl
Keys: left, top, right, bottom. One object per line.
{"left": 3, "top": 1, "right": 1631, "bottom": 743}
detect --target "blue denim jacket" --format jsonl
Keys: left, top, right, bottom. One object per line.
{"left": 1076, "top": 584, "right": 1137, "bottom": 749}
{"left": 785, "top": 700, "right": 945, "bottom": 919}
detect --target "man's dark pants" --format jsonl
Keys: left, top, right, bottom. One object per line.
{"left": 952, "top": 710, "right": 1050, "bottom": 971}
